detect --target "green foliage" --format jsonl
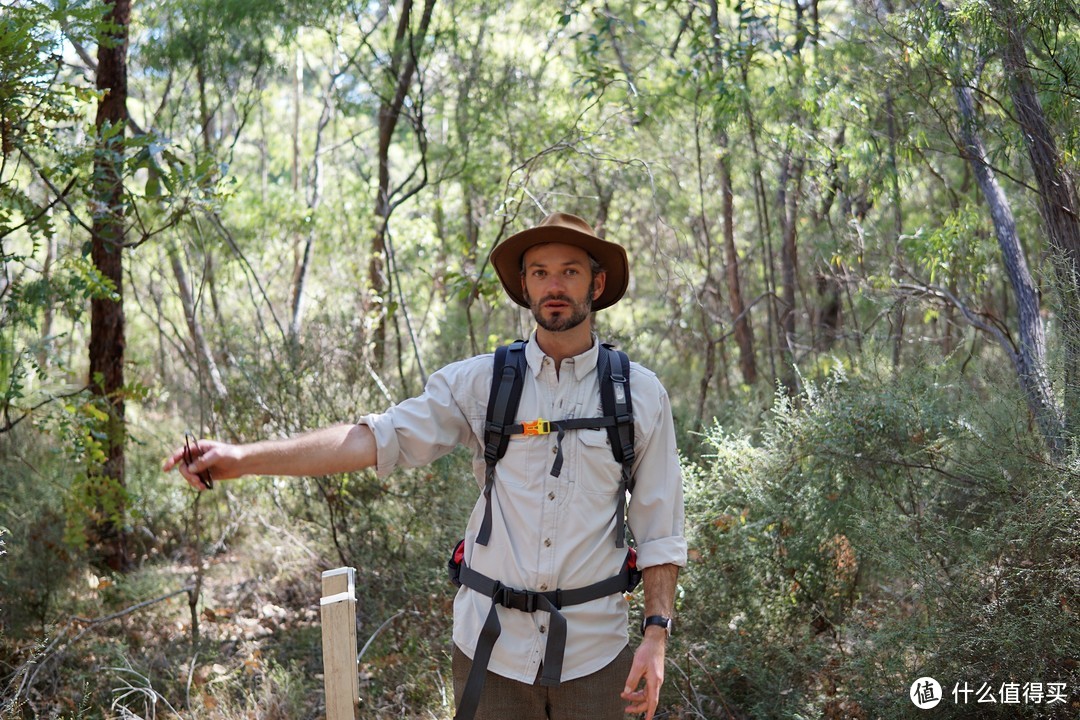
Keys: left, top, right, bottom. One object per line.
{"left": 680, "top": 356, "right": 1079, "bottom": 718}
{"left": 2, "top": 0, "right": 1080, "bottom": 715}
{"left": 0, "top": 427, "right": 84, "bottom": 638}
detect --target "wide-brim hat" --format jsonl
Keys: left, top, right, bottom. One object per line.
{"left": 490, "top": 212, "right": 629, "bottom": 311}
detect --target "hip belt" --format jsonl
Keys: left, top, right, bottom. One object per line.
{"left": 448, "top": 541, "right": 641, "bottom": 720}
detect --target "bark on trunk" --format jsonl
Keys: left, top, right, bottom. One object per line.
{"left": 953, "top": 73, "right": 1063, "bottom": 453}
{"left": 708, "top": 0, "right": 756, "bottom": 386}
{"left": 719, "top": 133, "right": 757, "bottom": 385}
{"left": 999, "top": 13, "right": 1080, "bottom": 441}
{"left": 368, "top": 0, "right": 436, "bottom": 368}
{"left": 777, "top": 154, "right": 804, "bottom": 395}
{"left": 88, "top": 0, "right": 131, "bottom": 572}
{"left": 168, "top": 246, "right": 228, "bottom": 400}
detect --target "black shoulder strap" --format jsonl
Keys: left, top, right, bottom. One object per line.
{"left": 598, "top": 344, "right": 635, "bottom": 547}
{"left": 477, "top": 340, "right": 527, "bottom": 546}
{"left": 476, "top": 340, "right": 637, "bottom": 549}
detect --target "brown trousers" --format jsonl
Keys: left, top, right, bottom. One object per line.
{"left": 452, "top": 644, "right": 634, "bottom": 720}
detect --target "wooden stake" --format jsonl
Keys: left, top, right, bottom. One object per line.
{"left": 321, "top": 567, "right": 359, "bottom": 720}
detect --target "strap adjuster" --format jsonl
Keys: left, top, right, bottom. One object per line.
{"left": 522, "top": 418, "right": 551, "bottom": 436}
{"left": 493, "top": 583, "right": 539, "bottom": 613}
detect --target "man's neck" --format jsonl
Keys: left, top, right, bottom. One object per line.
{"left": 534, "top": 322, "right": 595, "bottom": 373}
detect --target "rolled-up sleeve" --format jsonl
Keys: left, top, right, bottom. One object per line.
{"left": 358, "top": 358, "right": 484, "bottom": 478}
{"left": 626, "top": 369, "right": 687, "bottom": 569}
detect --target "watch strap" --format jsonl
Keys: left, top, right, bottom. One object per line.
{"left": 641, "top": 614, "right": 672, "bottom": 636}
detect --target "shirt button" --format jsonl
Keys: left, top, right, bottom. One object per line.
{"left": 540, "top": 584, "right": 548, "bottom": 591}
{"left": 551, "top": 446, "right": 557, "bottom": 454}
{"left": 540, "top": 625, "right": 547, "bottom": 634}
{"left": 548, "top": 492, "right": 556, "bottom": 500}
{"left": 544, "top": 538, "right": 552, "bottom": 547}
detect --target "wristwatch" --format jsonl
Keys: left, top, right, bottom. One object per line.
{"left": 641, "top": 615, "right": 673, "bottom": 637}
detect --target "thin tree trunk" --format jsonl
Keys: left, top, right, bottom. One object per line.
{"left": 291, "top": 44, "right": 338, "bottom": 338}
{"left": 777, "top": 0, "right": 808, "bottom": 395}
{"left": 708, "top": 0, "right": 756, "bottom": 386}
{"left": 777, "top": 153, "right": 804, "bottom": 395}
{"left": 740, "top": 51, "right": 778, "bottom": 384}
{"left": 168, "top": 246, "right": 228, "bottom": 400}
{"left": 38, "top": 229, "right": 56, "bottom": 368}
{"left": 998, "top": 11, "right": 1080, "bottom": 441}
{"left": 368, "top": 0, "right": 436, "bottom": 368}
{"left": 885, "top": 85, "right": 905, "bottom": 369}
{"left": 196, "top": 58, "right": 214, "bottom": 157}
{"left": 88, "top": 0, "right": 130, "bottom": 572}
{"left": 720, "top": 133, "right": 756, "bottom": 385}
{"left": 290, "top": 47, "right": 304, "bottom": 336}
{"left": 952, "top": 68, "right": 1063, "bottom": 453}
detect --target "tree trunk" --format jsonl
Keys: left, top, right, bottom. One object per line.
{"left": 777, "top": 153, "right": 804, "bottom": 394}
{"left": 168, "top": 246, "right": 228, "bottom": 400}
{"left": 736, "top": 17, "right": 779, "bottom": 385}
{"left": 719, "top": 133, "right": 756, "bottom": 385}
{"left": 707, "top": 0, "right": 756, "bottom": 386}
{"left": 38, "top": 229, "right": 57, "bottom": 368}
{"left": 289, "top": 47, "right": 306, "bottom": 338}
{"left": 952, "top": 70, "right": 1063, "bottom": 454}
{"left": 88, "top": 0, "right": 130, "bottom": 572}
{"left": 885, "top": 85, "right": 905, "bottom": 369}
{"left": 368, "top": 0, "right": 436, "bottom": 369}
{"left": 998, "top": 10, "right": 1080, "bottom": 441}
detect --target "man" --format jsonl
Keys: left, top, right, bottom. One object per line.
{"left": 164, "top": 212, "right": 686, "bottom": 720}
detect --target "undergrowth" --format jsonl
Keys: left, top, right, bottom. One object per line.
{"left": 2, "top": 353, "right": 1077, "bottom": 718}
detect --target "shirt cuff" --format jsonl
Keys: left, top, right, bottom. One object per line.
{"left": 357, "top": 413, "right": 399, "bottom": 478}
{"left": 635, "top": 536, "right": 688, "bottom": 569}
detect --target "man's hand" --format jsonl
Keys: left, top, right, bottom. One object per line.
{"left": 163, "top": 439, "right": 243, "bottom": 490}
{"left": 621, "top": 629, "right": 666, "bottom": 719}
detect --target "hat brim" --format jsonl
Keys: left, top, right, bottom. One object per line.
{"left": 490, "top": 225, "right": 629, "bottom": 311}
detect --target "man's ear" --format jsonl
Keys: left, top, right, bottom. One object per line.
{"left": 592, "top": 270, "right": 607, "bottom": 301}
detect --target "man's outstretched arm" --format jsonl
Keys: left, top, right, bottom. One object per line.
{"left": 162, "top": 423, "right": 377, "bottom": 490}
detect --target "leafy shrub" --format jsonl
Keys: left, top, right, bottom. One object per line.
{"left": 678, "top": 356, "right": 1080, "bottom": 718}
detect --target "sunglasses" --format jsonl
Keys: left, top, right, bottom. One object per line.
{"left": 183, "top": 431, "right": 214, "bottom": 489}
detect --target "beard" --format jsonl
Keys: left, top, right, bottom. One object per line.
{"left": 526, "top": 290, "right": 593, "bottom": 332}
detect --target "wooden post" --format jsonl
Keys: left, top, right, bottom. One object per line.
{"left": 321, "top": 567, "right": 359, "bottom": 720}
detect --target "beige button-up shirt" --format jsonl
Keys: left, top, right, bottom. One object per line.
{"left": 359, "top": 333, "right": 686, "bottom": 683}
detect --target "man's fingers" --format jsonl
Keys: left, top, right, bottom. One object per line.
{"left": 162, "top": 448, "right": 187, "bottom": 472}
{"left": 621, "top": 662, "right": 645, "bottom": 701}
{"left": 163, "top": 439, "right": 217, "bottom": 490}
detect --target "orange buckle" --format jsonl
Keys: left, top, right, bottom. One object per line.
{"left": 522, "top": 418, "right": 551, "bottom": 436}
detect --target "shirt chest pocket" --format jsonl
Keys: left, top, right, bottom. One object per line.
{"left": 574, "top": 429, "right": 622, "bottom": 496}
{"left": 496, "top": 435, "right": 550, "bottom": 489}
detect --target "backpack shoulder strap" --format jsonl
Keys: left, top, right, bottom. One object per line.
{"left": 597, "top": 344, "right": 635, "bottom": 547}
{"left": 477, "top": 340, "right": 527, "bottom": 546}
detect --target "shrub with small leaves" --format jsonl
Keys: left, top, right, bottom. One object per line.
{"left": 678, "top": 356, "right": 1079, "bottom": 718}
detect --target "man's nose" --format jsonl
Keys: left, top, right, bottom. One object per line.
{"left": 543, "top": 274, "right": 567, "bottom": 294}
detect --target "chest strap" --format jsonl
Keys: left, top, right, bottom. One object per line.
{"left": 477, "top": 342, "right": 636, "bottom": 548}
{"left": 451, "top": 547, "right": 640, "bottom": 720}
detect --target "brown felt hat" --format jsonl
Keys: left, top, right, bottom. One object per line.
{"left": 490, "top": 212, "right": 629, "bottom": 311}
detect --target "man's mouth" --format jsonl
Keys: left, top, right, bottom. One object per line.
{"left": 541, "top": 296, "right": 571, "bottom": 311}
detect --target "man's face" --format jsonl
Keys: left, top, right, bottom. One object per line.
{"left": 520, "top": 243, "right": 605, "bottom": 333}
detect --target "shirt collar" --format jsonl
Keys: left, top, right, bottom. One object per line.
{"left": 524, "top": 331, "right": 601, "bottom": 381}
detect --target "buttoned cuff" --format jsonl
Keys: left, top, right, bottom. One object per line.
{"left": 357, "top": 413, "right": 399, "bottom": 478}
{"left": 635, "top": 536, "right": 688, "bottom": 569}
